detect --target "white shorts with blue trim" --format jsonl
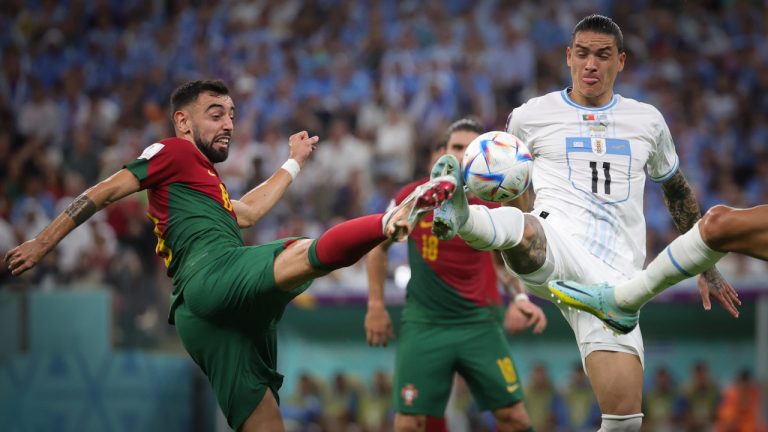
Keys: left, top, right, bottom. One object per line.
{"left": 507, "top": 211, "right": 645, "bottom": 370}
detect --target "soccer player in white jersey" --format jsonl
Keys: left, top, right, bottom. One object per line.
{"left": 430, "top": 14, "right": 741, "bottom": 432}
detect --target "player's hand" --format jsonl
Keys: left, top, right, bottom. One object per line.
{"left": 365, "top": 304, "right": 394, "bottom": 347}
{"left": 287, "top": 131, "right": 319, "bottom": 167}
{"left": 5, "top": 239, "right": 47, "bottom": 276}
{"left": 504, "top": 299, "right": 547, "bottom": 335}
{"left": 698, "top": 268, "right": 740, "bottom": 318}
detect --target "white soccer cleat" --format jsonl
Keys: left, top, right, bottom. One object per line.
{"left": 383, "top": 176, "right": 457, "bottom": 242}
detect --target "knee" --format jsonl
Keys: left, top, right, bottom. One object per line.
{"left": 494, "top": 404, "right": 532, "bottom": 431}
{"left": 699, "top": 205, "right": 734, "bottom": 250}
{"left": 394, "top": 414, "right": 425, "bottom": 432}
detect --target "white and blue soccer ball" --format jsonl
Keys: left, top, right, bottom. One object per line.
{"left": 462, "top": 131, "right": 533, "bottom": 202}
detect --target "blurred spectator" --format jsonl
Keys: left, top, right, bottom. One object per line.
{"left": 562, "top": 363, "right": 599, "bottom": 431}
{"left": 358, "top": 369, "right": 393, "bottom": 432}
{"left": 716, "top": 369, "right": 766, "bottom": 432}
{"left": 323, "top": 372, "right": 362, "bottom": 431}
{"left": 524, "top": 362, "right": 568, "bottom": 432}
{"left": 283, "top": 372, "right": 324, "bottom": 432}
{"left": 373, "top": 106, "right": 415, "bottom": 183}
{"left": 644, "top": 366, "right": 687, "bottom": 432}
{"left": 681, "top": 361, "right": 720, "bottom": 431}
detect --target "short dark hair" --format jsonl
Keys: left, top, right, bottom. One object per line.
{"left": 437, "top": 118, "right": 483, "bottom": 150}
{"left": 571, "top": 14, "right": 624, "bottom": 53}
{"left": 170, "top": 79, "right": 230, "bottom": 116}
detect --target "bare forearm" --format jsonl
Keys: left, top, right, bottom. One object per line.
{"left": 661, "top": 170, "right": 701, "bottom": 233}
{"left": 31, "top": 193, "right": 98, "bottom": 254}
{"left": 234, "top": 169, "right": 293, "bottom": 227}
{"left": 366, "top": 242, "right": 391, "bottom": 307}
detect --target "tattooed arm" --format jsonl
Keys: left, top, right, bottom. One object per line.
{"left": 661, "top": 170, "right": 740, "bottom": 317}
{"left": 5, "top": 169, "right": 140, "bottom": 276}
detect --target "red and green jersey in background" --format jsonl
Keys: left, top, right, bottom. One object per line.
{"left": 124, "top": 137, "right": 241, "bottom": 318}
{"left": 393, "top": 179, "right": 503, "bottom": 325}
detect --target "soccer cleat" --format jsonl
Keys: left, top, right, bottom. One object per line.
{"left": 431, "top": 154, "right": 469, "bottom": 240}
{"left": 383, "top": 175, "right": 456, "bottom": 242}
{"left": 547, "top": 280, "right": 639, "bottom": 335}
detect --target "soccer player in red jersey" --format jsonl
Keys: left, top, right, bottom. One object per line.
{"left": 366, "top": 119, "right": 546, "bottom": 432}
{"left": 4, "top": 80, "right": 457, "bottom": 432}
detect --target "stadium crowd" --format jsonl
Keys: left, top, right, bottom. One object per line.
{"left": 278, "top": 362, "right": 764, "bottom": 431}
{"left": 0, "top": 0, "right": 767, "bottom": 427}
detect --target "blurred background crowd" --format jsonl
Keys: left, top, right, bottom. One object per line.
{"left": 276, "top": 362, "right": 764, "bottom": 431}
{"left": 0, "top": 0, "right": 767, "bottom": 430}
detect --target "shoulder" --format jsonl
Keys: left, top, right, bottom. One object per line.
{"left": 617, "top": 95, "right": 666, "bottom": 121}
{"left": 157, "top": 137, "right": 197, "bottom": 155}
{"left": 507, "top": 91, "right": 562, "bottom": 129}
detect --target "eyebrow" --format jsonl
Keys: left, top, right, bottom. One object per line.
{"left": 574, "top": 43, "right": 614, "bottom": 53}
{"left": 205, "top": 103, "right": 236, "bottom": 114}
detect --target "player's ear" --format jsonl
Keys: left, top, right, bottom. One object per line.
{"left": 617, "top": 51, "right": 626, "bottom": 72}
{"left": 174, "top": 110, "right": 190, "bottom": 134}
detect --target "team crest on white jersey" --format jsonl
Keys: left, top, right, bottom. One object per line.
{"left": 139, "top": 143, "right": 165, "bottom": 160}
{"left": 592, "top": 138, "right": 607, "bottom": 156}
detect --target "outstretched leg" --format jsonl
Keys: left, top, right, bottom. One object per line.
{"left": 274, "top": 176, "right": 456, "bottom": 290}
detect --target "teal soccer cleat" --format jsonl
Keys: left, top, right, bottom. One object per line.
{"left": 431, "top": 154, "right": 470, "bottom": 240}
{"left": 548, "top": 280, "right": 639, "bottom": 335}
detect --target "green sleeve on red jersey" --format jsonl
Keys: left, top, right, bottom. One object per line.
{"left": 124, "top": 142, "right": 177, "bottom": 189}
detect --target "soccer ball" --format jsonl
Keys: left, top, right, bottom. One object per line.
{"left": 462, "top": 131, "right": 533, "bottom": 202}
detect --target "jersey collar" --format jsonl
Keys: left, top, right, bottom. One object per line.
{"left": 560, "top": 87, "right": 619, "bottom": 111}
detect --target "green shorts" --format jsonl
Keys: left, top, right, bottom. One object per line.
{"left": 173, "top": 238, "right": 313, "bottom": 430}
{"left": 393, "top": 320, "right": 525, "bottom": 416}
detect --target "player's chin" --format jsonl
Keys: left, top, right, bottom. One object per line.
{"left": 211, "top": 147, "right": 229, "bottom": 163}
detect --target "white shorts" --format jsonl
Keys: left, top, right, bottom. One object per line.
{"left": 508, "top": 212, "right": 645, "bottom": 370}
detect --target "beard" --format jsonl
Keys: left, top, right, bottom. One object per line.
{"left": 192, "top": 128, "right": 229, "bottom": 163}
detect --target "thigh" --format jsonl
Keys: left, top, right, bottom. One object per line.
{"left": 183, "top": 239, "right": 311, "bottom": 320}
{"left": 174, "top": 302, "right": 283, "bottom": 431}
{"left": 240, "top": 389, "right": 285, "bottom": 432}
{"left": 585, "top": 351, "right": 643, "bottom": 415}
{"left": 393, "top": 322, "right": 456, "bottom": 416}
{"left": 456, "top": 323, "right": 525, "bottom": 412}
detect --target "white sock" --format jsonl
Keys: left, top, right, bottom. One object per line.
{"left": 458, "top": 205, "right": 525, "bottom": 251}
{"left": 599, "top": 413, "right": 643, "bottom": 431}
{"left": 614, "top": 223, "right": 726, "bottom": 310}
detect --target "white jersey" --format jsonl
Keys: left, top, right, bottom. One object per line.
{"left": 507, "top": 89, "right": 679, "bottom": 277}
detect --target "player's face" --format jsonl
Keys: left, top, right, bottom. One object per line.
{"left": 445, "top": 130, "right": 479, "bottom": 167}
{"left": 566, "top": 31, "right": 625, "bottom": 107}
{"left": 190, "top": 92, "right": 235, "bottom": 163}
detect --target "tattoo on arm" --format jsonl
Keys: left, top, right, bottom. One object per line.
{"left": 502, "top": 215, "right": 546, "bottom": 274}
{"left": 661, "top": 170, "right": 701, "bottom": 233}
{"left": 64, "top": 195, "right": 97, "bottom": 226}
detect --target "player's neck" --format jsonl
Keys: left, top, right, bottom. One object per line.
{"left": 567, "top": 88, "right": 614, "bottom": 108}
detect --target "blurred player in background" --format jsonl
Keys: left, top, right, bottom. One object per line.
{"left": 549, "top": 203, "right": 768, "bottom": 332}
{"left": 429, "top": 15, "right": 739, "bottom": 432}
{"left": 4, "top": 79, "right": 458, "bottom": 432}
{"left": 366, "top": 118, "right": 546, "bottom": 432}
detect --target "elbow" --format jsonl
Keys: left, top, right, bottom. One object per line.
{"left": 236, "top": 209, "right": 263, "bottom": 229}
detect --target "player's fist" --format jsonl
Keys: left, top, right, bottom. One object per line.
{"left": 287, "top": 130, "right": 319, "bottom": 166}
{"left": 365, "top": 304, "right": 394, "bottom": 347}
